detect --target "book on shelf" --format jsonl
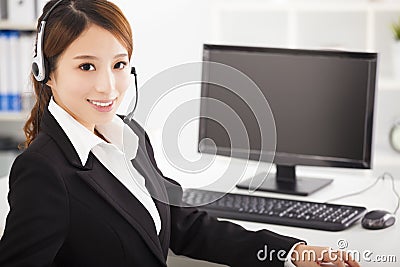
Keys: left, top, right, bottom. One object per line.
{"left": 0, "top": 0, "right": 6, "bottom": 21}
{"left": 0, "top": 30, "right": 34, "bottom": 114}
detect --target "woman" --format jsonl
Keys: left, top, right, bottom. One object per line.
{"left": 0, "top": 1, "right": 359, "bottom": 266}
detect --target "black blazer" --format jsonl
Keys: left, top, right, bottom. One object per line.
{"left": 0, "top": 107, "right": 302, "bottom": 267}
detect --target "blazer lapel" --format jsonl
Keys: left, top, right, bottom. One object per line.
{"left": 124, "top": 118, "right": 172, "bottom": 253}
{"left": 41, "top": 106, "right": 88, "bottom": 170}
{"left": 131, "top": 145, "right": 170, "bottom": 254}
{"left": 76, "top": 156, "right": 167, "bottom": 266}
{"left": 40, "top": 107, "right": 167, "bottom": 266}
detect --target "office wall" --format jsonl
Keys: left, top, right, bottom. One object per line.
{"left": 110, "top": 0, "right": 214, "bottom": 168}
{"left": 1, "top": 0, "right": 400, "bottom": 176}
{"left": 109, "top": 0, "right": 400, "bottom": 172}
{"left": 111, "top": 0, "right": 213, "bottom": 116}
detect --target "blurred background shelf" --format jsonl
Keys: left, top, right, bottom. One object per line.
{"left": 211, "top": 0, "right": 400, "bottom": 79}
{"left": 0, "top": 112, "right": 29, "bottom": 122}
{"left": 0, "top": 16, "right": 35, "bottom": 125}
{"left": 0, "top": 22, "right": 35, "bottom": 31}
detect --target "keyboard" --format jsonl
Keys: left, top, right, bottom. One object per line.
{"left": 182, "top": 189, "right": 367, "bottom": 231}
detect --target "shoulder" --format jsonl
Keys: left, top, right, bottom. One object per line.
{"left": 10, "top": 133, "right": 66, "bottom": 188}
{"left": 24, "top": 131, "right": 61, "bottom": 159}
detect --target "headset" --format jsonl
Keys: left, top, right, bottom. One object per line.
{"left": 32, "top": 0, "right": 139, "bottom": 132}
{"left": 32, "top": 0, "right": 63, "bottom": 83}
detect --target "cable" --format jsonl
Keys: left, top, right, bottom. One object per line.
{"left": 325, "top": 172, "right": 400, "bottom": 215}
{"left": 388, "top": 172, "right": 400, "bottom": 214}
{"left": 325, "top": 173, "right": 383, "bottom": 203}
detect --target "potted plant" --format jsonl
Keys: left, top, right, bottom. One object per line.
{"left": 392, "top": 17, "right": 400, "bottom": 80}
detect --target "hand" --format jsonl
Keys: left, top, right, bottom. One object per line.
{"left": 291, "top": 244, "right": 360, "bottom": 267}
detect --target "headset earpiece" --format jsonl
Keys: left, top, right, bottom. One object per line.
{"left": 32, "top": 21, "right": 47, "bottom": 82}
{"left": 32, "top": 0, "right": 63, "bottom": 82}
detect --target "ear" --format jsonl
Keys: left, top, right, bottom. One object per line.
{"left": 45, "top": 73, "right": 54, "bottom": 88}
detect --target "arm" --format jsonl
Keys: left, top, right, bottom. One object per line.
{"left": 169, "top": 204, "right": 302, "bottom": 267}
{"left": 129, "top": 119, "right": 360, "bottom": 267}
{"left": 140, "top": 129, "right": 302, "bottom": 267}
{"left": 290, "top": 244, "right": 360, "bottom": 267}
{"left": 0, "top": 151, "right": 69, "bottom": 267}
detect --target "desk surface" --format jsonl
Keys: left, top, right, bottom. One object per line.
{"left": 1, "top": 162, "right": 400, "bottom": 266}
{"left": 159, "top": 154, "right": 400, "bottom": 267}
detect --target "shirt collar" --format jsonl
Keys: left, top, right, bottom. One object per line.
{"left": 95, "top": 115, "right": 139, "bottom": 161}
{"left": 48, "top": 98, "right": 139, "bottom": 166}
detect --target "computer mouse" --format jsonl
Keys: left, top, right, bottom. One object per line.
{"left": 361, "top": 210, "right": 396, "bottom": 230}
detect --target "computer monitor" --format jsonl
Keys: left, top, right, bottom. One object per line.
{"left": 198, "top": 44, "right": 377, "bottom": 196}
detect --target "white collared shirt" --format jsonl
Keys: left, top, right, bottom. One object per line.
{"left": 48, "top": 98, "right": 161, "bottom": 235}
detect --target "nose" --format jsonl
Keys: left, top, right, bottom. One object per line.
{"left": 95, "top": 68, "right": 116, "bottom": 94}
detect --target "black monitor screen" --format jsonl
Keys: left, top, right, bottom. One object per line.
{"left": 199, "top": 45, "right": 377, "bottom": 195}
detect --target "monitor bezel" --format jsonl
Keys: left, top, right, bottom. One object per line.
{"left": 199, "top": 44, "right": 377, "bottom": 169}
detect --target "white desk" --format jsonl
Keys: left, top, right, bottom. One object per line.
{"left": 160, "top": 156, "right": 400, "bottom": 267}
{"left": 1, "top": 163, "right": 400, "bottom": 267}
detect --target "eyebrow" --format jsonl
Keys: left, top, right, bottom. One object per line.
{"left": 73, "top": 53, "right": 128, "bottom": 60}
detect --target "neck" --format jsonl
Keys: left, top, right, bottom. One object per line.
{"left": 94, "top": 128, "right": 109, "bottom": 143}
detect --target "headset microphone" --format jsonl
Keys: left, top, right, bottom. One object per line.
{"left": 131, "top": 66, "right": 136, "bottom": 75}
{"left": 124, "top": 66, "right": 139, "bottom": 123}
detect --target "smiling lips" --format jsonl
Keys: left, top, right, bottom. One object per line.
{"left": 87, "top": 98, "right": 116, "bottom": 112}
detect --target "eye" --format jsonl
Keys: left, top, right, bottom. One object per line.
{"left": 79, "top": 63, "right": 95, "bottom": 71}
{"left": 114, "top": 61, "right": 127, "bottom": 70}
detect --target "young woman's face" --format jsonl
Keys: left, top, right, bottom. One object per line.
{"left": 47, "top": 24, "right": 131, "bottom": 132}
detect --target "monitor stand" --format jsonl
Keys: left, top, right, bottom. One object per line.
{"left": 236, "top": 165, "right": 333, "bottom": 196}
